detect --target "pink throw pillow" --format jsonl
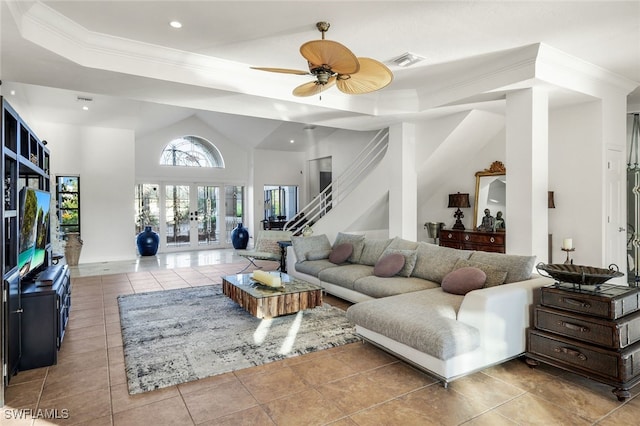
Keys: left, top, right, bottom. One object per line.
{"left": 329, "top": 243, "right": 353, "bottom": 264}
{"left": 441, "top": 267, "right": 487, "bottom": 295}
{"left": 373, "top": 253, "right": 406, "bottom": 278}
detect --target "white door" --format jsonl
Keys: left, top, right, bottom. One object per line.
{"left": 605, "top": 148, "right": 627, "bottom": 284}
{"left": 164, "top": 184, "right": 222, "bottom": 251}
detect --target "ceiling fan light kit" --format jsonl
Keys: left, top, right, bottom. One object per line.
{"left": 251, "top": 21, "right": 393, "bottom": 97}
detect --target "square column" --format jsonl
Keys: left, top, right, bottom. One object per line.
{"left": 506, "top": 88, "right": 549, "bottom": 259}
{"left": 388, "top": 123, "right": 417, "bottom": 240}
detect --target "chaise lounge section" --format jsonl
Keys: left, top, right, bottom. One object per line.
{"left": 286, "top": 232, "right": 553, "bottom": 384}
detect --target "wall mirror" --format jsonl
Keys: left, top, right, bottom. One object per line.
{"left": 473, "top": 161, "right": 506, "bottom": 230}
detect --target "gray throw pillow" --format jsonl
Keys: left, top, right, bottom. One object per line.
{"left": 468, "top": 251, "right": 536, "bottom": 283}
{"left": 306, "top": 249, "right": 332, "bottom": 261}
{"left": 333, "top": 232, "right": 365, "bottom": 263}
{"left": 359, "top": 238, "right": 392, "bottom": 266}
{"left": 411, "top": 242, "right": 471, "bottom": 283}
{"left": 386, "top": 236, "right": 419, "bottom": 251}
{"left": 381, "top": 248, "right": 418, "bottom": 277}
{"left": 291, "top": 234, "right": 331, "bottom": 262}
{"left": 453, "top": 258, "right": 508, "bottom": 287}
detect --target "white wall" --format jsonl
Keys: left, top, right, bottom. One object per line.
{"left": 35, "top": 122, "right": 136, "bottom": 263}
{"left": 135, "top": 115, "right": 249, "bottom": 184}
{"left": 412, "top": 100, "right": 611, "bottom": 266}
{"left": 548, "top": 101, "right": 602, "bottom": 266}
{"left": 305, "top": 129, "right": 377, "bottom": 196}
{"left": 417, "top": 113, "right": 506, "bottom": 240}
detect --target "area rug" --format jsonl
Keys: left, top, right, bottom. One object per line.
{"left": 117, "top": 285, "right": 360, "bottom": 394}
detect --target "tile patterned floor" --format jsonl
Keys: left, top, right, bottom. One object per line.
{"left": 2, "top": 249, "right": 640, "bottom": 425}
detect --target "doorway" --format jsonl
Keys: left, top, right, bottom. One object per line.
{"left": 164, "top": 184, "right": 222, "bottom": 249}
{"left": 135, "top": 183, "right": 244, "bottom": 252}
{"left": 263, "top": 185, "right": 298, "bottom": 229}
{"left": 309, "top": 156, "right": 332, "bottom": 217}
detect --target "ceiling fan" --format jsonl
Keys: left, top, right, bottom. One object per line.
{"left": 251, "top": 22, "right": 393, "bottom": 97}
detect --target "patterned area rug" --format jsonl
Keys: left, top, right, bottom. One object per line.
{"left": 118, "top": 284, "right": 360, "bottom": 394}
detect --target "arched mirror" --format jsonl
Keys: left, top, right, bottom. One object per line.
{"left": 473, "top": 161, "right": 506, "bottom": 231}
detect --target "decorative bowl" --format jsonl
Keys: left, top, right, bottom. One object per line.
{"left": 536, "top": 263, "right": 623, "bottom": 286}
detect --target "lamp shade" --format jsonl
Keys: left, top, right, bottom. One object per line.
{"left": 448, "top": 193, "right": 471, "bottom": 208}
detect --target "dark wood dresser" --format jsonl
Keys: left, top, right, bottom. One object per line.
{"left": 439, "top": 229, "right": 505, "bottom": 253}
{"left": 526, "top": 282, "right": 640, "bottom": 401}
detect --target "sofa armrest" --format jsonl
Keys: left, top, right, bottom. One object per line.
{"left": 457, "top": 275, "right": 554, "bottom": 358}
{"left": 286, "top": 245, "right": 298, "bottom": 273}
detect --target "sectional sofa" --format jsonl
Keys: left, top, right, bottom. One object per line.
{"left": 286, "top": 232, "right": 554, "bottom": 385}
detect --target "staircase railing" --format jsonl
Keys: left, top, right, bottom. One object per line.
{"left": 285, "top": 128, "right": 389, "bottom": 233}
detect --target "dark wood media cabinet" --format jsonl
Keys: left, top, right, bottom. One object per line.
{"left": 19, "top": 264, "right": 71, "bottom": 370}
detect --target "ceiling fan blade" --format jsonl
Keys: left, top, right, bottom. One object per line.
{"left": 292, "top": 77, "right": 336, "bottom": 97}
{"left": 251, "top": 67, "right": 309, "bottom": 75}
{"left": 336, "top": 58, "right": 393, "bottom": 95}
{"left": 300, "top": 40, "right": 359, "bottom": 75}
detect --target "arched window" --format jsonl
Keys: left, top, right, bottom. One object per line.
{"left": 160, "top": 135, "right": 224, "bottom": 168}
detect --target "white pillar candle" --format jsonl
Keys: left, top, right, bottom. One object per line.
{"left": 252, "top": 270, "right": 282, "bottom": 287}
{"left": 562, "top": 238, "right": 573, "bottom": 250}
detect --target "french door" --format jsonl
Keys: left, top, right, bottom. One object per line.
{"left": 164, "top": 184, "right": 220, "bottom": 250}
{"left": 136, "top": 182, "right": 244, "bottom": 253}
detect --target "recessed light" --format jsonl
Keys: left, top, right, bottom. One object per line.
{"left": 290, "top": 139, "right": 295, "bottom": 144}
{"left": 10, "top": 90, "right": 15, "bottom": 95}
{"left": 169, "top": 20, "right": 182, "bottom": 29}
{"left": 82, "top": 106, "right": 89, "bottom": 111}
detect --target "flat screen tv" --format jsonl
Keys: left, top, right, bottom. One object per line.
{"left": 18, "top": 187, "right": 51, "bottom": 278}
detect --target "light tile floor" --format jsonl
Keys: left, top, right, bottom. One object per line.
{"left": 3, "top": 249, "right": 640, "bottom": 425}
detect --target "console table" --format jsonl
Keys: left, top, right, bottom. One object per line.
{"left": 527, "top": 282, "right": 640, "bottom": 401}
{"left": 439, "top": 229, "right": 505, "bottom": 253}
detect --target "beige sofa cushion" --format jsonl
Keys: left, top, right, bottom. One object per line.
{"left": 353, "top": 275, "right": 439, "bottom": 298}
{"left": 291, "top": 234, "right": 331, "bottom": 262}
{"left": 333, "top": 232, "right": 365, "bottom": 263}
{"left": 386, "top": 236, "right": 419, "bottom": 251}
{"left": 468, "top": 251, "right": 536, "bottom": 283}
{"left": 295, "top": 259, "right": 337, "bottom": 277}
{"left": 359, "top": 238, "right": 393, "bottom": 265}
{"left": 347, "top": 289, "right": 480, "bottom": 360}
{"left": 411, "top": 242, "right": 472, "bottom": 283}
{"left": 318, "top": 264, "right": 374, "bottom": 290}
{"left": 380, "top": 248, "right": 418, "bottom": 277}
{"left": 453, "top": 258, "right": 508, "bottom": 287}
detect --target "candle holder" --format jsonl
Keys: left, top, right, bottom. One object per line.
{"left": 561, "top": 248, "right": 575, "bottom": 265}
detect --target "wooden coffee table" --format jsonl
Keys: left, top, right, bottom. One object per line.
{"left": 222, "top": 272, "right": 323, "bottom": 319}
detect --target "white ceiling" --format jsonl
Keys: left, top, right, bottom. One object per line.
{"left": 1, "top": 1, "right": 639, "bottom": 151}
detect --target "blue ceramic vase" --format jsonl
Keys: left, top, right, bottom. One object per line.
{"left": 137, "top": 226, "right": 160, "bottom": 256}
{"left": 231, "top": 223, "right": 249, "bottom": 249}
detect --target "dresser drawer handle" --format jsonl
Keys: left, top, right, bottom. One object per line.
{"left": 558, "top": 321, "right": 589, "bottom": 333}
{"left": 464, "top": 235, "right": 470, "bottom": 241}
{"left": 561, "top": 297, "right": 591, "bottom": 309}
{"left": 555, "top": 346, "right": 587, "bottom": 361}
{"left": 490, "top": 237, "right": 495, "bottom": 243}
{"left": 447, "top": 233, "right": 452, "bottom": 239}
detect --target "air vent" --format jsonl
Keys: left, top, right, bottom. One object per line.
{"left": 391, "top": 52, "right": 425, "bottom": 68}
{"left": 76, "top": 96, "right": 93, "bottom": 102}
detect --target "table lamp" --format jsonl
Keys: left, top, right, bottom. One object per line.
{"left": 448, "top": 192, "right": 470, "bottom": 230}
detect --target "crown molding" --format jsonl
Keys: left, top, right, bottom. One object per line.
{"left": 9, "top": 1, "right": 382, "bottom": 118}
